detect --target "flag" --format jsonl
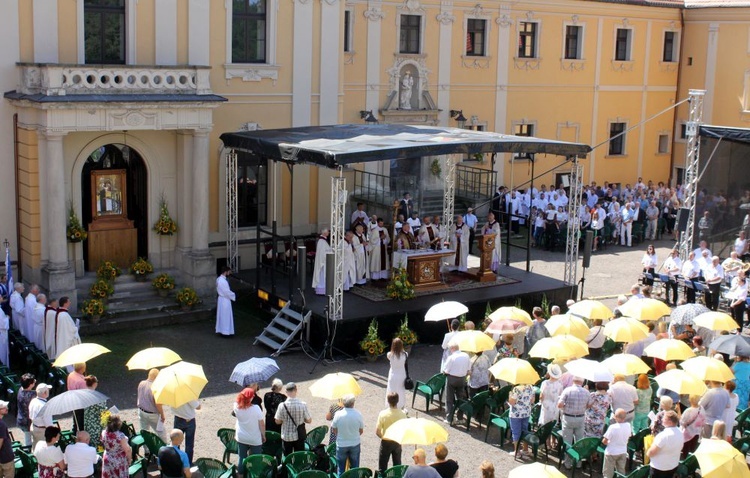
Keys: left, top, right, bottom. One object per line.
{"left": 4, "top": 244, "right": 12, "bottom": 296}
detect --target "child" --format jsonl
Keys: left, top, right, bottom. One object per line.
{"left": 602, "top": 408, "right": 632, "bottom": 478}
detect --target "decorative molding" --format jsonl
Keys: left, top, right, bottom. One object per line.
{"left": 238, "top": 122, "right": 262, "bottom": 132}
{"left": 363, "top": 7, "right": 385, "bottom": 21}
{"left": 560, "top": 59, "right": 585, "bottom": 72}
{"left": 658, "top": 61, "right": 678, "bottom": 73}
{"left": 321, "top": 0, "right": 338, "bottom": 5}
{"left": 610, "top": 60, "right": 634, "bottom": 72}
{"left": 525, "top": 11, "right": 535, "bottom": 21}
{"left": 436, "top": 11, "right": 455, "bottom": 24}
{"left": 398, "top": 0, "right": 424, "bottom": 14}
{"left": 344, "top": 52, "right": 356, "bottom": 64}
{"left": 461, "top": 56, "right": 491, "bottom": 69}
{"left": 109, "top": 110, "right": 160, "bottom": 129}
{"left": 224, "top": 64, "right": 280, "bottom": 84}
{"left": 495, "top": 13, "right": 511, "bottom": 28}
{"left": 513, "top": 58, "right": 541, "bottom": 71}
{"left": 621, "top": 18, "right": 629, "bottom": 28}
{"left": 469, "top": 3, "right": 489, "bottom": 17}
{"left": 571, "top": 14, "right": 579, "bottom": 25}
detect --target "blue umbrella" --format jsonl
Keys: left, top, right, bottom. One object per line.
{"left": 671, "top": 303, "right": 709, "bottom": 327}
{"left": 229, "top": 357, "right": 280, "bottom": 386}
{"left": 709, "top": 334, "right": 750, "bottom": 357}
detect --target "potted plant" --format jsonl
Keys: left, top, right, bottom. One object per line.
{"left": 66, "top": 205, "right": 88, "bottom": 243}
{"left": 152, "top": 273, "right": 175, "bottom": 297}
{"left": 386, "top": 268, "right": 415, "bottom": 301}
{"left": 96, "top": 261, "right": 121, "bottom": 282}
{"left": 359, "top": 318, "right": 386, "bottom": 362}
{"left": 81, "top": 298, "right": 106, "bottom": 325}
{"left": 395, "top": 313, "right": 418, "bottom": 354}
{"left": 176, "top": 287, "right": 200, "bottom": 311}
{"left": 89, "top": 279, "right": 114, "bottom": 304}
{"left": 153, "top": 196, "right": 178, "bottom": 236}
{"left": 130, "top": 257, "right": 154, "bottom": 281}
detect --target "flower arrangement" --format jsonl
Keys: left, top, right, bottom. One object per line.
{"left": 96, "top": 261, "right": 121, "bottom": 281}
{"left": 66, "top": 205, "right": 88, "bottom": 243}
{"left": 130, "top": 257, "right": 154, "bottom": 277}
{"left": 152, "top": 273, "right": 175, "bottom": 291}
{"left": 99, "top": 409, "right": 111, "bottom": 428}
{"left": 360, "top": 318, "right": 386, "bottom": 356}
{"left": 386, "top": 267, "right": 415, "bottom": 301}
{"left": 395, "top": 313, "right": 418, "bottom": 346}
{"left": 89, "top": 279, "right": 114, "bottom": 299}
{"left": 176, "top": 287, "right": 200, "bottom": 307}
{"left": 430, "top": 158, "right": 442, "bottom": 177}
{"left": 81, "top": 298, "right": 106, "bottom": 317}
{"left": 153, "top": 197, "right": 178, "bottom": 236}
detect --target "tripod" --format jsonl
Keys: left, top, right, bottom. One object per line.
{"left": 309, "top": 300, "right": 359, "bottom": 374}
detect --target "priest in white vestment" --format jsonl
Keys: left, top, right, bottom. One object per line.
{"left": 0, "top": 307, "right": 8, "bottom": 366}
{"left": 369, "top": 219, "right": 390, "bottom": 280}
{"left": 352, "top": 224, "right": 369, "bottom": 285}
{"left": 312, "top": 230, "right": 331, "bottom": 295}
{"left": 342, "top": 232, "right": 357, "bottom": 291}
{"left": 449, "top": 215, "right": 470, "bottom": 272}
{"left": 53, "top": 297, "right": 80, "bottom": 359}
{"left": 44, "top": 299, "right": 58, "bottom": 358}
{"left": 24, "top": 285, "right": 39, "bottom": 340}
{"left": 433, "top": 216, "right": 446, "bottom": 250}
{"left": 10, "top": 283, "right": 25, "bottom": 334}
{"left": 32, "top": 294, "right": 47, "bottom": 350}
{"left": 483, "top": 212, "right": 502, "bottom": 272}
{"left": 215, "top": 267, "right": 235, "bottom": 336}
{"left": 418, "top": 217, "right": 440, "bottom": 250}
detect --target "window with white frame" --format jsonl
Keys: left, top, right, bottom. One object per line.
{"left": 608, "top": 122, "right": 627, "bottom": 155}
{"left": 663, "top": 31, "right": 678, "bottom": 62}
{"left": 614, "top": 28, "right": 632, "bottom": 61}
{"left": 466, "top": 19, "right": 487, "bottom": 57}
{"left": 232, "top": 0, "right": 267, "bottom": 63}
{"left": 400, "top": 15, "right": 421, "bottom": 54}
{"left": 518, "top": 22, "right": 538, "bottom": 59}
{"left": 514, "top": 123, "right": 535, "bottom": 159}
{"left": 658, "top": 133, "right": 670, "bottom": 154}
{"left": 84, "top": 0, "right": 126, "bottom": 64}
{"left": 344, "top": 10, "right": 353, "bottom": 53}
{"left": 564, "top": 25, "right": 583, "bottom": 60}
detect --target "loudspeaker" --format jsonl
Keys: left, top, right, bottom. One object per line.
{"left": 582, "top": 230, "right": 593, "bottom": 268}
{"left": 675, "top": 208, "right": 690, "bottom": 233}
{"left": 297, "top": 246, "right": 306, "bottom": 291}
{"left": 325, "top": 252, "right": 335, "bottom": 295}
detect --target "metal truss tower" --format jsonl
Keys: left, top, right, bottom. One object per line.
{"left": 226, "top": 149, "right": 239, "bottom": 271}
{"left": 564, "top": 160, "right": 584, "bottom": 286}
{"left": 678, "top": 89, "right": 706, "bottom": 260}
{"left": 329, "top": 175, "right": 347, "bottom": 321}
{"left": 442, "top": 155, "right": 457, "bottom": 232}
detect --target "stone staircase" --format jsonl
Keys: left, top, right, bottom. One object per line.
{"left": 75, "top": 270, "right": 214, "bottom": 335}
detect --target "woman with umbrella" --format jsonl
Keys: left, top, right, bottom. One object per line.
{"left": 263, "top": 379, "right": 286, "bottom": 433}
{"left": 101, "top": 415, "right": 132, "bottom": 478}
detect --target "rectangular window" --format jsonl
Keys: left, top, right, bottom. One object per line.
{"left": 400, "top": 15, "right": 421, "bottom": 54}
{"left": 564, "top": 25, "right": 582, "bottom": 60}
{"left": 518, "top": 22, "right": 537, "bottom": 58}
{"left": 344, "top": 10, "right": 352, "bottom": 53}
{"left": 237, "top": 154, "right": 268, "bottom": 228}
{"left": 514, "top": 124, "right": 534, "bottom": 159}
{"left": 609, "top": 122, "right": 626, "bottom": 155}
{"left": 84, "top": 0, "right": 126, "bottom": 64}
{"left": 466, "top": 19, "right": 486, "bottom": 56}
{"left": 232, "top": 0, "right": 267, "bottom": 63}
{"left": 615, "top": 28, "right": 631, "bottom": 61}
{"left": 658, "top": 134, "right": 670, "bottom": 154}
{"left": 680, "top": 123, "right": 687, "bottom": 139}
{"left": 663, "top": 31, "right": 676, "bottom": 62}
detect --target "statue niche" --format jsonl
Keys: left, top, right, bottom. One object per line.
{"left": 398, "top": 65, "right": 418, "bottom": 110}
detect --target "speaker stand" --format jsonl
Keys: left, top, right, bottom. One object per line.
{"left": 578, "top": 266, "right": 587, "bottom": 301}
{"left": 308, "top": 302, "right": 360, "bottom": 374}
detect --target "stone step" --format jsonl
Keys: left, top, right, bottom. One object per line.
{"left": 79, "top": 303, "right": 215, "bottom": 336}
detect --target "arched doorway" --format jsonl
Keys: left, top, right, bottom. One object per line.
{"left": 81, "top": 143, "right": 148, "bottom": 271}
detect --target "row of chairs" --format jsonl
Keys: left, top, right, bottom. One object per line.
{"left": 245, "top": 450, "right": 406, "bottom": 478}
{"left": 7, "top": 330, "right": 68, "bottom": 404}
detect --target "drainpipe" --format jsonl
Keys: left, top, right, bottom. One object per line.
{"left": 669, "top": 9, "right": 687, "bottom": 187}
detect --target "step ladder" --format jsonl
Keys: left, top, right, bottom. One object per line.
{"left": 254, "top": 303, "right": 311, "bottom": 356}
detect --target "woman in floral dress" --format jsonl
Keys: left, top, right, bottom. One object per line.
{"left": 83, "top": 375, "right": 106, "bottom": 450}
{"left": 101, "top": 415, "right": 132, "bottom": 478}
{"left": 584, "top": 382, "right": 611, "bottom": 438}
{"left": 508, "top": 383, "right": 535, "bottom": 456}
{"left": 538, "top": 364, "right": 563, "bottom": 426}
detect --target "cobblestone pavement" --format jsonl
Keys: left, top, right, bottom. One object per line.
{"left": 12, "top": 238, "right": 678, "bottom": 477}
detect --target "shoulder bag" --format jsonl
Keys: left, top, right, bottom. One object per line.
{"left": 404, "top": 352, "right": 414, "bottom": 390}
{"left": 284, "top": 403, "right": 306, "bottom": 441}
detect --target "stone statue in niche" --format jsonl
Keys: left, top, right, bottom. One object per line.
{"left": 400, "top": 71, "right": 414, "bottom": 110}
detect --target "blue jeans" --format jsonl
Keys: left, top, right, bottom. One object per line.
{"left": 174, "top": 416, "right": 196, "bottom": 465}
{"left": 237, "top": 442, "right": 264, "bottom": 476}
{"left": 336, "top": 444, "right": 360, "bottom": 475}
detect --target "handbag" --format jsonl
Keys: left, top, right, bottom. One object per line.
{"left": 404, "top": 353, "right": 414, "bottom": 390}
{"left": 284, "top": 403, "right": 306, "bottom": 441}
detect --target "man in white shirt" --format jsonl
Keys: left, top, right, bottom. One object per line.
{"left": 64, "top": 431, "right": 100, "bottom": 478}
{"left": 681, "top": 251, "right": 700, "bottom": 303}
{"left": 586, "top": 320, "right": 606, "bottom": 360}
{"left": 602, "top": 409, "right": 631, "bottom": 478}
{"left": 28, "top": 383, "right": 53, "bottom": 447}
{"left": 172, "top": 400, "right": 201, "bottom": 465}
{"left": 704, "top": 256, "right": 725, "bottom": 311}
{"left": 441, "top": 343, "right": 470, "bottom": 425}
{"left": 406, "top": 212, "right": 421, "bottom": 230}
{"left": 608, "top": 375, "right": 639, "bottom": 423}
{"left": 693, "top": 240, "right": 712, "bottom": 263}
{"left": 647, "top": 411, "right": 683, "bottom": 476}
{"left": 663, "top": 249, "right": 682, "bottom": 306}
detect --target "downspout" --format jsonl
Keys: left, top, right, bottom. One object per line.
{"left": 669, "top": 8, "right": 687, "bottom": 187}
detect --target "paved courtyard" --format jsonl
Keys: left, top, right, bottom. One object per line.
{"left": 12, "top": 237, "right": 678, "bottom": 476}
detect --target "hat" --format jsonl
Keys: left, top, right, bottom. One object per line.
{"left": 0, "top": 400, "right": 8, "bottom": 410}
{"left": 547, "top": 364, "right": 562, "bottom": 379}
{"left": 36, "top": 383, "right": 52, "bottom": 393}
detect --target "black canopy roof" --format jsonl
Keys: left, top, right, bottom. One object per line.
{"left": 220, "top": 124, "right": 591, "bottom": 169}
{"left": 699, "top": 124, "right": 750, "bottom": 145}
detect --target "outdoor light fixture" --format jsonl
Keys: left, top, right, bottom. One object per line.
{"left": 450, "top": 110, "right": 467, "bottom": 129}
{"left": 359, "top": 110, "right": 378, "bottom": 124}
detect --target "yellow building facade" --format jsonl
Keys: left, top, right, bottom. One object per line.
{"left": 0, "top": 0, "right": 739, "bottom": 307}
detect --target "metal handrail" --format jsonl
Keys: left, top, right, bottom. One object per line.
{"left": 456, "top": 164, "right": 496, "bottom": 201}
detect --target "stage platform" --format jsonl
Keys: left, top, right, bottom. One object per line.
{"left": 234, "top": 265, "right": 575, "bottom": 351}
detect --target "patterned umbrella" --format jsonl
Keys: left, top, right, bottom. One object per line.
{"left": 670, "top": 303, "right": 709, "bottom": 327}
{"left": 229, "top": 357, "right": 280, "bottom": 386}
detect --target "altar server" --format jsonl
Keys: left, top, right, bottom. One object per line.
{"left": 369, "top": 218, "right": 390, "bottom": 280}
{"left": 10, "top": 283, "right": 24, "bottom": 333}
{"left": 450, "top": 215, "right": 470, "bottom": 272}
{"left": 312, "top": 229, "right": 331, "bottom": 295}
{"left": 32, "top": 294, "right": 46, "bottom": 350}
{"left": 483, "top": 212, "right": 502, "bottom": 272}
{"left": 343, "top": 232, "right": 357, "bottom": 290}
{"left": 43, "top": 299, "right": 58, "bottom": 358}
{"left": 24, "top": 284, "right": 39, "bottom": 340}
{"left": 215, "top": 266, "right": 235, "bottom": 337}
{"left": 53, "top": 297, "right": 80, "bottom": 359}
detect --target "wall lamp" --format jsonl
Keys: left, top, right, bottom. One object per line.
{"left": 359, "top": 110, "right": 378, "bottom": 124}
{"left": 450, "top": 110, "right": 467, "bottom": 129}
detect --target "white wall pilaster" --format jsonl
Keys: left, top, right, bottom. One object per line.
{"left": 704, "top": 23, "right": 719, "bottom": 124}
{"left": 292, "top": 0, "right": 313, "bottom": 126}
{"left": 44, "top": 132, "right": 68, "bottom": 269}
{"left": 364, "top": 0, "right": 384, "bottom": 174}
{"left": 33, "top": 0, "right": 58, "bottom": 63}
{"left": 436, "top": 4, "right": 454, "bottom": 127}
{"left": 636, "top": 20, "right": 653, "bottom": 178}
{"left": 191, "top": 130, "right": 210, "bottom": 253}
{"left": 188, "top": 0, "right": 210, "bottom": 65}
{"left": 176, "top": 132, "right": 194, "bottom": 251}
{"left": 494, "top": 7, "right": 511, "bottom": 186}
{"left": 319, "top": 0, "right": 341, "bottom": 125}
{"left": 155, "top": 0, "right": 178, "bottom": 65}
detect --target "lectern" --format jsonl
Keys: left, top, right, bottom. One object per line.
{"left": 475, "top": 234, "right": 497, "bottom": 282}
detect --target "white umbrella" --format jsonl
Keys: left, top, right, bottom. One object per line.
{"left": 424, "top": 301, "right": 468, "bottom": 322}
{"left": 39, "top": 389, "right": 109, "bottom": 429}
{"left": 563, "top": 358, "right": 614, "bottom": 383}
